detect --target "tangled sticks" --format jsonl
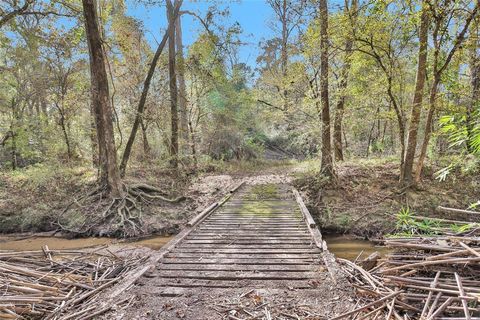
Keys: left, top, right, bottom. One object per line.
{"left": 337, "top": 236, "right": 480, "bottom": 319}
{"left": 58, "top": 183, "right": 186, "bottom": 237}
{"left": 0, "top": 246, "right": 147, "bottom": 319}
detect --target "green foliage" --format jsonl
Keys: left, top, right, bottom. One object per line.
{"left": 394, "top": 206, "right": 479, "bottom": 236}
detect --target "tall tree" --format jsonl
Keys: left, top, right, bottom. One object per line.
{"left": 401, "top": 2, "right": 429, "bottom": 185}
{"left": 352, "top": 4, "right": 411, "bottom": 173}
{"left": 262, "top": 0, "right": 305, "bottom": 125}
{"left": 414, "top": 0, "right": 479, "bottom": 183}
{"left": 119, "top": 0, "right": 182, "bottom": 176}
{"left": 333, "top": 0, "right": 357, "bottom": 161}
{"left": 467, "top": 16, "right": 479, "bottom": 153}
{"left": 82, "top": 0, "right": 123, "bottom": 197}
{"left": 167, "top": 0, "right": 179, "bottom": 168}
{"left": 319, "top": 0, "right": 334, "bottom": 177}
{"left": 176, "top": 14, "right": 189, "bottom": 148}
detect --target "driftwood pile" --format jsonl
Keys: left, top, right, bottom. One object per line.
{"left": 0, "top": 246, "right": 147, "bottom": 319}
{"left": 337, "top": 236, "right": 480, "bottom": 319}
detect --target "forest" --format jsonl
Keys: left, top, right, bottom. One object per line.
{"left": 1, "top": 0, "right": 480, "bottom": 319}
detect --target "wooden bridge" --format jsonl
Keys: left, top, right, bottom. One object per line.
{"left": 144, "top": 182, "right": 329, "bottom": 294}
{"left": 107, "top": 182, "right": 339, "bottom": 318}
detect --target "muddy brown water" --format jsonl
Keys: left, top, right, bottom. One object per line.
{"left": 323, "top": 234, "right": 390, "bottom": 260}
{"left": 0, "top": 234, "right": 387, "bottom": 261}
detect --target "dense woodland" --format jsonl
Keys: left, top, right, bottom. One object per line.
{"left": 1, "top": 0, "right": 479, "bottom": 235}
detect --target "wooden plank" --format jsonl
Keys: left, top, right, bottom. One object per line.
{"left": 187, "top": 203, "right": 218, "bottom": 227}
{"left": 173, "top": 249, "right": 321, "bottom": 254}
{"left": 182, "top": 240, "right": 312, "bottom": 244}
{"left": 206, "top": 215, "right": 302, "bottom": 222}
{"left": 160, "top": 258, "right": 316, "bottom": 265}
{"left": 292, "top": 188, "right": 316, "bottom": 228}
{"left": 203, "top": 222, "right": 302, "bottom": 225}
{"left": 196, "top": 226, "right": 308, "bottom": 230}
{"left": 165, "top": 253, "right": 320, "bottom": 259}
{"left": 158, "top": 264, "right": 317, "bottom": 272}
{"left": 190, "top": 232, "right": 311, "bottom": 237}
{"left": 156, "top": 270, "right": 321, "bottom": 280}
{"left": 151, "top": 279, "right": 316, "bottom": 289}
{"left": 177, "top": 245, "right": 317, "bottom": 250}
{"left": 293, "top": 187, "right": 323, "bottom": 251}
{"left": 187, "top": 231, "right": 313, "bottom": 240}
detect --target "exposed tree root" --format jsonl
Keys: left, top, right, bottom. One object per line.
{"left": 58, "top": 183, "right": 186, "bottom": 237}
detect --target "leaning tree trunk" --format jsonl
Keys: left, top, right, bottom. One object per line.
{"left": 333, "top": 0, "right": 357, "bottom": 161}
{"left": 119, "top": 0, "right": 183, "bottom": 176}
{"left": 167, "top": 0, "right": 179, "bottom": 169}
{"left": 82, "top": 0, "right": 123, "bottom": 197}
{"left": 319, "top": 0, "right": 334, "bottom": 178}
{"left": 401, "top": 4, "right": 429, "bottom": 185}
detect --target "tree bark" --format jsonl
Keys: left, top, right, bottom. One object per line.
{"left": 281, "top": 0, "right": 289, "bottom": 115}
{"left": 82, "top": 0, "right": 123, "bottom": 197}
{"left": 59, "top": 111, "right": 72, "bottom": 160}
{"left": 401, "top": 4, "right": 429, "bottom": 185}
{"left": 89, "top": 102, "right": 99, "bottom": 167}
{"left": 167, "top": 0, "right": 179, "bottom": 169}
{"left": 333, "top": 0, "right": 357, "bottom": 161}
{"left": 176, "top": 15, "right": 189, "bottom": 149}
{"left": 140, "top": 119, "right": 151, "bottom": 158}
{"left": 319, "top": 0, "right": 335, "bottom": 178}
{"left": 467, "top": 19, "right": 479, "bottom": 153}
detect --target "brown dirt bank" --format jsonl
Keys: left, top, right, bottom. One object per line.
{"left": 0, "top": 164, "right": 241, "bottom": 237}
{"left": 0, "top": 160, "right": 291, "bottom": 238}
{"left": 293, "top": 159, "right": 479, "bottom": 238}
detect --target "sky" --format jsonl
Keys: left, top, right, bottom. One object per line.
{"left": 127, "top": 0, "right": 275, "bottom": 70}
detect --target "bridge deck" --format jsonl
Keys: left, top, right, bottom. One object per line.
{"left": 154, "top": 183, "right": 325, "bottom": 293}
{"left": 115, "top": 183, "right": 353, "bottom": 319}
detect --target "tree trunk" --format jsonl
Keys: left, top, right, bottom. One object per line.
{"left": 319, "top": 0, "right": 334, "bottom": 178}
{"left": 414, "top": 76, "right": 439, "bottom": 183}
{"left": 141, "top": 119, "right": 151, "bottom": 158}
{"left": 89, "top": 102, "right": 99, "bottom": 167}
{"left": 401, "top": 4, "right": 429, "bottom": 185}
{"left": 414, "top": 2, "right": 478, "bottom": 183}
{"left": 10, "top": 98, "right": 17, "bottom": 170}
{"left": 167, "top": 0, "right": 179, "bottom": 169}
{"left": 119, "top": 0, "right": 182, "bottom": 176}
{"left": 176, "top": 15, "right": 189, "bottom": 149}
{"left": 82, "top": 0, "right": 123, "bottom": 197}
{"left": 467, "top": 20, "right": 479, "bottom": 153}
{"left": 384, "top": 77, "right": 406, "bottom": 173}
{"left": 188, "top": 121, "right": 198, "bottom": 170}
{"left": 333, "top": 0, "right": 357, "bottom": 161}
{"left": 59, "top": 112, "right": 72, "bottom": 160}
{"left": 281, "top": 0, "right": 289, "bottom": 116}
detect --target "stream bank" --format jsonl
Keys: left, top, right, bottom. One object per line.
{"left": 293, "top": 159, "right": 479, "bottom": 238}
